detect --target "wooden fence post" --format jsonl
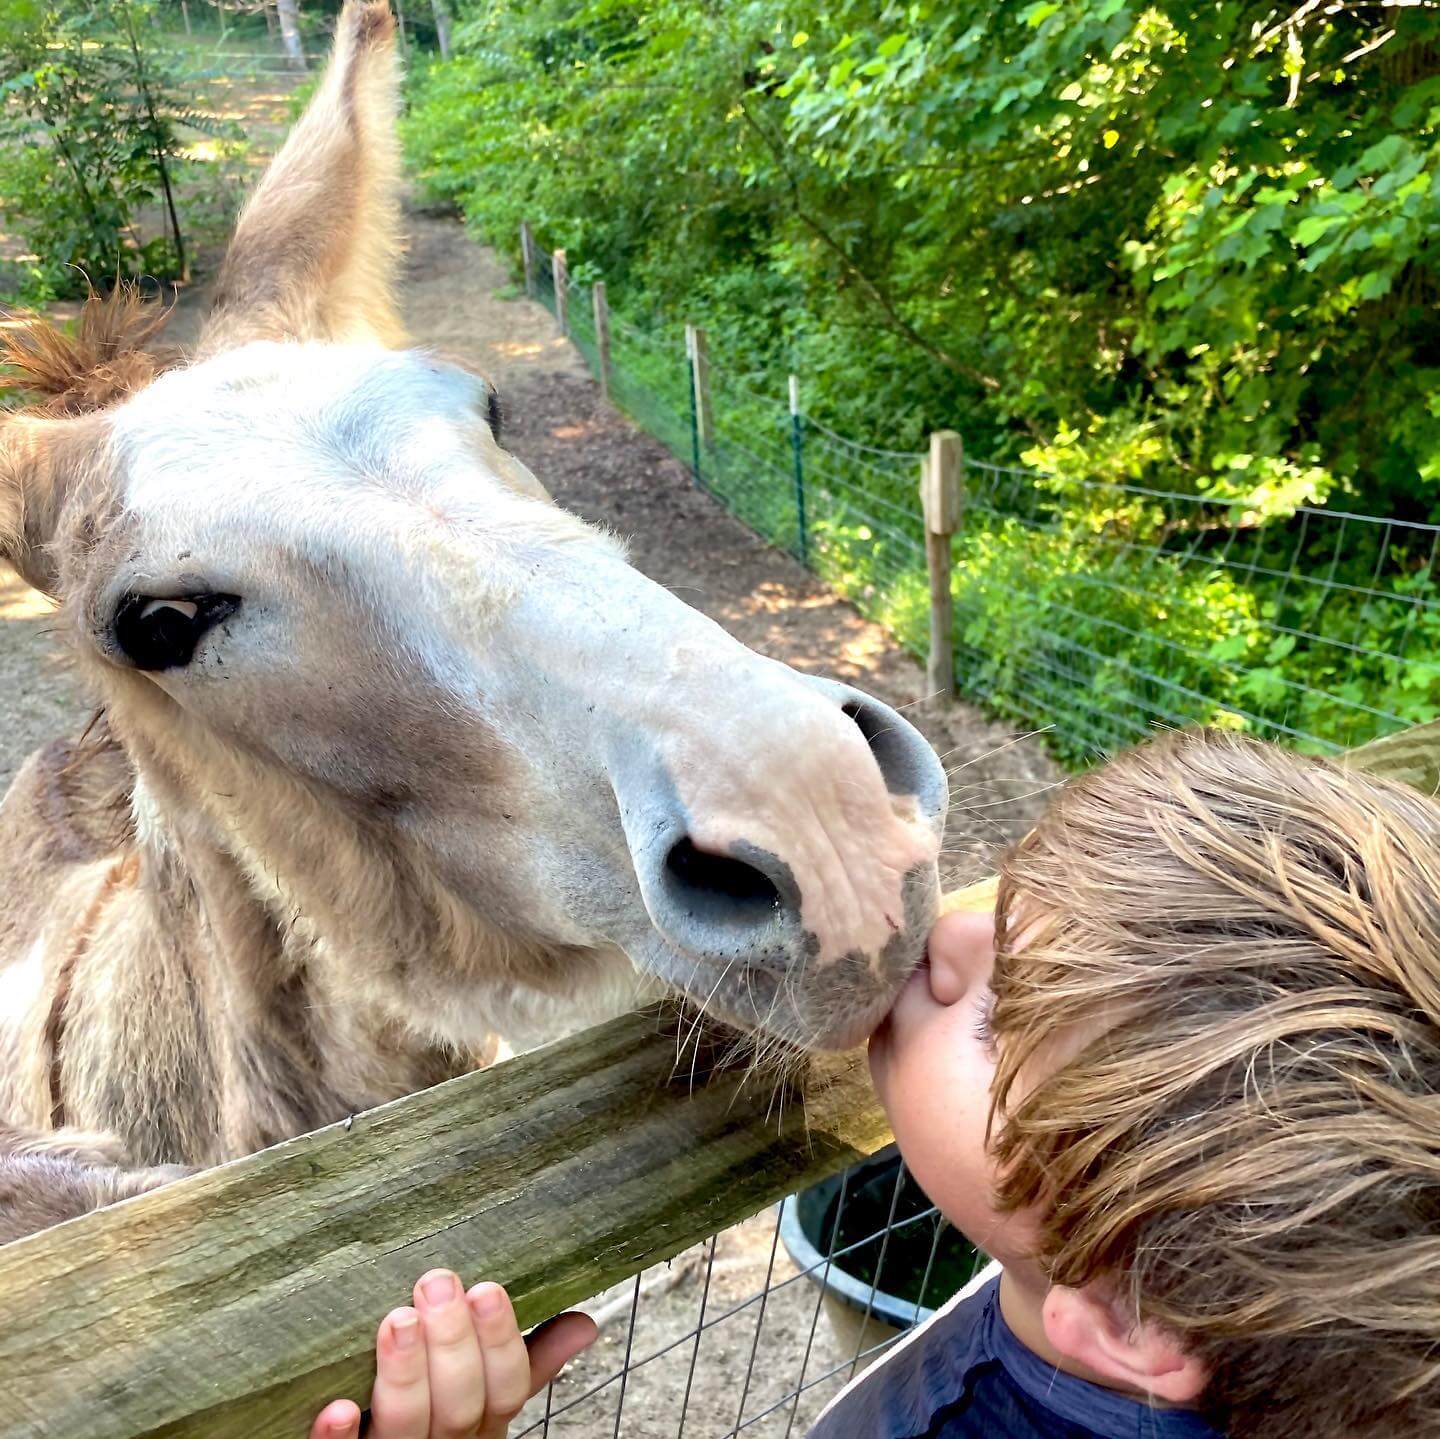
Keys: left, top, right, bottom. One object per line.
{"left": 685, "top": 323, "right": 713, "bottom": 451}
{"left": 552, "top": 249, "right": 568, "bottom": 336}
{"left": 593, "top": 280, "right": 612, "bottom": 401}
{"left": 920, "top": 430, "right": 963, "bottom": 702}
{"left": 520, "top": 222, "right": 536, "bottom": 299}
{"left": 1347, "top": 717, "right": 1440, "bottom": 790}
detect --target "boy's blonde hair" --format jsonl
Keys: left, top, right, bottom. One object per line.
{"left": 991, "top": 728, "right": 1440, "bottom": 1439}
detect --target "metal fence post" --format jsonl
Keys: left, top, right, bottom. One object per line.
{"left": 789, "top": 374, "right": 809, "bottom": 567}
{"left": 520, "top": 221, "right": 536, "bottom": 298}
{"left": 920, "top": 430, "right": 963, "bottom": 701}
{"left": 553, "top": 249, "right": 569, "bottom": 336}
{"left": 593, "top": 281, "right": 612, "bottom": 402}
{"left": 685, "top": 323, "right": 711, "bottom": 487}
{"left": 686, "top": 323, "right": 713, "bottom": 450}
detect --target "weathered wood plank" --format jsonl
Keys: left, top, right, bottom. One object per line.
{"left": 0, "top": 1011, "right": 888, "bottom": 1439}
{"left": 8, "top": 712, "right": 1439, "bottom": 1437}
{"left": 1345, "top": 718, "right": 1440, "bottom": 793}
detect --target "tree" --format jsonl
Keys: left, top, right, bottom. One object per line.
{"left": 429, "top": 0, "right": 449, "bottom": 58}
{"left": 0, "top": 0, "right": 215, "bottom": 299}
{"left": 276, "top": 0, "right": 306, "bottom": 68}
{"left": 401, "top": 0, "right": 1440, "bottom": 754}
{"left": 407, "top": 0, "right": 1440, "bottom": 520}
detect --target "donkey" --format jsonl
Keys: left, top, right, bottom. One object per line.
{"left": 0, "top": 1, "right": 946, "bottom": 1241}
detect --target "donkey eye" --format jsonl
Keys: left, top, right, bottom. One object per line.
{"left": 115, "top": 594, "right": 240, "bottom": 671}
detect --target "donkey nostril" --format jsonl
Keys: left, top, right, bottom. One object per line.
{"left": 664, "top": 838, "right": 781, "bottom": 920}
{"left": 842, "top": 697, "right": 935, "bottom": 799}
{"left": 843, "top": 699, "right": 904, "bottom": 771}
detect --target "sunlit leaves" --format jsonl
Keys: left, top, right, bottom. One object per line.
{"left": 410, "top": 0, "right": 1440, "bottom": 558}
{"left": 0, "top": 0, "right": 214, "bottom": 301}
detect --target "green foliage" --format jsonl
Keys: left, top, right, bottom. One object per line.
{"left": 0, "top": 0, "right": 240, "bottom": 302}
{"left": 397, "top": 1, "right": 1440, "bottom": 757}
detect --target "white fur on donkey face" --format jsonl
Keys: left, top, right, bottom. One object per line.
{"left": 106, "top": 338, "right": 946, "bottom": 1048}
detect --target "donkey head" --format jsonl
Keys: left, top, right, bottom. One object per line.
{"left": 0, "top": 2, "right": 946, "bottom": 1052}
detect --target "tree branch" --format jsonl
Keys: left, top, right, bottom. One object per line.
{"left": 735, "top": 95, "right": 1001, "bottom": 395}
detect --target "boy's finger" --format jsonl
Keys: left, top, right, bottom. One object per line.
{"left": 524, "top": 1311, "right": 600, "bottom": 1394}
{"left": 369, "top": 1308, "right": 430, "bottom": 1439}
{"left": 309, "top": 1399, "right": 362, "bottom": 1439}
{"left": 414, "top": 1269, "right": 487, "bottom": 1437}
{"left": 467, "top": 1283, "right": 532, "bottom": 1426}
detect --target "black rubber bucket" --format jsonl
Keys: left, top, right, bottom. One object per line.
{"left": 780, "top": 1146, "right": 987, "bottom": 1364}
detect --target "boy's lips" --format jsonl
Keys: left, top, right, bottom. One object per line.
{"left": 869, "top": 953, "right": 932, "bottom": 1050}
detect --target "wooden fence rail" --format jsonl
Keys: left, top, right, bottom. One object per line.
{"left": 5, "top": 720, "right": 1437, "bottom": 1437}
{"left": 0, "top": 1012, "right": 887, "bottom": 1439}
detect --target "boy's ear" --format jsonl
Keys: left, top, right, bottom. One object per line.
{"left": 1042, "top": 1285, "right": 1208, "bottom": 1406}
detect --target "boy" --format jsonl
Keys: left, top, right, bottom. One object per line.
{"left": 311, "top": 729, "right": 1440, "bottom": 1438}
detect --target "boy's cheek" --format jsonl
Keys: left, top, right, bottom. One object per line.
{"left": 868, "top": 1002, "right": 1016, "bottom": 1249}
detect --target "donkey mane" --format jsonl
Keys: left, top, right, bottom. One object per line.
{"left": 0, "top": 287, "right": 176, "bottom": 418}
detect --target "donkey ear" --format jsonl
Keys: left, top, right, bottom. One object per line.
{"left": 0, "top": 414, "right": 103, "bottom": 596}
{"left": 199, "top": 0, "right": 406, "bottom": 355}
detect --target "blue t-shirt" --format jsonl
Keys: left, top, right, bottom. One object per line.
{"left": 807, "top": 1264, "right": 1224, "bottom": 1439}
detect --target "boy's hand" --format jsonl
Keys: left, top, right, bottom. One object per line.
{"left": 309, "top": 1270, "right": 598, "bottom": 1439}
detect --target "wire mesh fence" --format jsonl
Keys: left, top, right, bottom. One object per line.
{"left": 150, "top": 48, "right": 302, "bottom": 80}
{"left": 511, "top": 1146, "right": 986, "bottom": 1439}
{"left": 525, "top": 235, "right": 1440, "bottom": 770}
{"left": 470, "top": 234, "right": 1440, "bottom": 1437}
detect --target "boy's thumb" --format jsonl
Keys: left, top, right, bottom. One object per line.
{"left": 525, "top": 1310, "right": 600, "bottom": 1394}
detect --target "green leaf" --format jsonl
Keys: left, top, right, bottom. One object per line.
{"left": 1359, "top": 133, "right": 1409, "bottom": 174}
{"left": 1293, "top": 213, "right": 1344, "bottom": 247}
{"left": 1358, "top": 270, "right": 1394, "bottom": 301}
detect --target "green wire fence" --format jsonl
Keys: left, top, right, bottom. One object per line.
{"left": 528, "top": 240, "right": 1440, "bottom": 769}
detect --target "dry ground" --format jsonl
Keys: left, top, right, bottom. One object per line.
{"left": 0, "top": 110, "right": 1059, "bottom": 1432}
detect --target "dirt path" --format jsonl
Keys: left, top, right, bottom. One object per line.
{"left": 403, "top": 212, "right": 1060, "bottom": 882}
{"left": 0, "top": 209, "right": 1057, "bottom": 1436}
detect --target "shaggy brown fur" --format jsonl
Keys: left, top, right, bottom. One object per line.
{"left": 0, "top": 408, "right": 110, "bottom": 593}
{"left": 0, "top": 288, "right": 176, "bottom": 590}
{"left": 0, "top": 2, "right": 493, "bottom": 1239}
{"left": 1, "top": 286, "right": 178, "bottom": 417}
{"left": 0, "top": 1122, "right": 184, "bottom": 1245}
